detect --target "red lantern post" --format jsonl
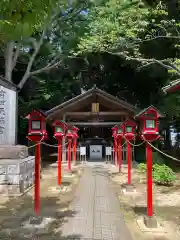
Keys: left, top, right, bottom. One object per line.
{"left": 135, "top": 106, "right": 162, "bottom": 220}
{"left": 72, "top": 126, "right": 79, "bottom": 163}
{"left": 25, "top": 109, "right": 47, "bottom": 215}
{"left": 53, "top": 121, "right": 67, "bottom": 185}
{"left": 66, "top": 127, "right": 74, "bottom": 172}
{"left": 122, "top": 120, "right": 136, "bottom": 185}
{"left": 116, "top": 124, "right": 124, "bottom": 172}
{"left": 112, "top": 126, "right": 118, "bottom": 165}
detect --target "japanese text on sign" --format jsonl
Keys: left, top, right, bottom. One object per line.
{"left": 0, "top": 89, "right": 6, "bottom": 135}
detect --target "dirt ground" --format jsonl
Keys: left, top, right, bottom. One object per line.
{"left": 0, "top": 163, "right": 83, "bottom": 239}
{"left": 109, "top": 164, "right": 180, "bottom": 240}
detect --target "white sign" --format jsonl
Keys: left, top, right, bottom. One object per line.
{"left": 0, "top": 84, "right": 17, "bottom": 145}
{"left": 90, "top": 145, "right": 102, "bottom": 159}
{"left": 80, "top": 147, "right": 86, "bottom": 156}
{"left": 106, "top": 147, "right": 112, "bottom": 155}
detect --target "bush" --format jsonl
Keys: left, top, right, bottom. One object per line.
{"left": 137, "top": 163, "right": 176, "bottom": 186}
{"left": 153, "top": 164, "right": 176, "bottom": 186}
{"left": 137, "top": 163, "right": 146, "bottom": 173}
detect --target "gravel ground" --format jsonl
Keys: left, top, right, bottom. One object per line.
{"left": 109, "top": 164, "right": 180, "bottom": 240}
{"left": 0, "top": 165, "right": 83, "bottom": 239}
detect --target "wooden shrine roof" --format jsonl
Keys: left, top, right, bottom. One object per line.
{"left": 46, "top": 85, "right": 138, "bottom": 118}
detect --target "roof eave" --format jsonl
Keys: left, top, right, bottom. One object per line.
{"left": 46, "top": 86, "right": 138, "bottom": 118}
{"left": 162, "top": 79, "right": 180, "bottom": 93}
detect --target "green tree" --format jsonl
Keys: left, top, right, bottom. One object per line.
{"left": 0, "top": 0, "right": 88, "bottom": 89}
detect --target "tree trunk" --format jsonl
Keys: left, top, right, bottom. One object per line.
{"left": 4, "top": 41, "right": 14, "bottom": 82}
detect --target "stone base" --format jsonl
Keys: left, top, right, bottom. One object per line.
{"left": 0, "top": 145, "right": 28, "bottom": 159}
{"left": 29, "top": 216, "right": 43, "bottom": 225}
{"left": 122, "top": 184, "right": 136, "bottom": 194}
{"left": 137, "top": 216, "right": 167, "bottom": 233}
{"left": 0, "top": 156, "right": 35, "bottom": 196}
{"left": 143, "top": 215, "right": 157, "bottom": 228}
{"left": 23, "top": 216, "right": 55, "bottom": 230}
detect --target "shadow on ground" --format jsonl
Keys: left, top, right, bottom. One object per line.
{"left": 0, "top": 169, "right": 83, "bottom": 239}
{"left": 0, "top": 195, "right": 81, "bottom": 239}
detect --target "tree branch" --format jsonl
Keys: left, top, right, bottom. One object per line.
{"left": 30, "top": 54, "right": 81, "bottom": 76}
{"left": 12, "top": 43, "right": 21, "bottom": 70}
{"left": 30, "top": 59, "right": 63, "bottom": 76}
{"left": 107, "top": 51, "right": 180, "bottom": 76}
{"left": 136, "top": 35, "right": 180, "bottom": 44}
{"left": 17, "top": 27, "right": 47, "bottom": 89}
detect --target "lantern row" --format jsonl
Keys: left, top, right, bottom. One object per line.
{"left": 112, "top": 106, "right": 161, "bottom": 218}
{"left": 25, "top": 109, "right": 79, "bottom": 216}
{"left": 24, "top": 106, "right": 161, "bottom": 217}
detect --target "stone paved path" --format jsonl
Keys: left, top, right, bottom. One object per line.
{"left": 61, "top": 164, "right": 133, "bottom": 240}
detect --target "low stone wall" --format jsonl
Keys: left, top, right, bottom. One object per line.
{"left": 0, "top": 156, "right": 35, "bottom": 195}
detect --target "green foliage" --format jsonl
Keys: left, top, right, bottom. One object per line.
{"left": 0, "top": 0, "right": 85, "bottom": 42}
{"left": 0, "top": 0, "right": 58, "bottom": 41}
{"left": 153, "top": 164, "right": 176, "bottom": 185}
{"left": 137, "top": 163, "right": 146, "bottom": 173}
{"left": 0, "top": 0, "right": 178, "bottom": 144}
{"left": 75, "top": 0, "right": 150, "bottom": 54}
{"left": 138, "top": 163, "right": 176, "bottom": 185}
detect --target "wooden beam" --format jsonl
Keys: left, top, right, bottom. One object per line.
{"left": 67, "top": 122, "right": 122, "bottom": 126}
{"left": 66, "top": 111, "right": 127, "bottom": 116}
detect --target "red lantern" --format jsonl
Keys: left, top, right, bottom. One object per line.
{"left": 53, "top": 121, "right": 67, "bottom": 185}
{"left": 135, "top": 106, "right": 161, "bottom": 141}
{"left": 53, "top": 120, "right": 67, "bottom": 139}
{"left": 25, "top": 109, "right": 47, "bottom": 142}
{"left": 66, "top": 126, "right": 74, "bottom": 172}
{"left": 135, "top": 106, "right": 163, "bottom": 218}
{"left": 71, "top": 126, "right": 79, "bottom": 162}
{"left": 122, "top": 120, "right": 136, "bottom": 141}
{"left": 24, "top": 109, "right": 47, "bottom": 216}
{"left": 122, "top": 120, "right": 137, "bottom": 185}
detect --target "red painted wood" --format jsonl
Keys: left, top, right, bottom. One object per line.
{"left": 127, "top": 142, "right": 132, "bottom": 184}
{"left": 146, "top": 142, "right": 153, "bottom": 217}
{"left": 68, "top": 140, "right": 72, "bottom": 171}
{"left": 34, "top": 142, "right": 41, "bottom": 215}
{"left": 74, "top": 139, "right": 77, "bottom": 162}
{"left": 114, "top": 138, "right": 117, "bottom": 165}
{"left": 58, "top": 138, "right": 62, "bottom": 185}
{"left": 118, "top": 139, "right": 122, "bottom": 172}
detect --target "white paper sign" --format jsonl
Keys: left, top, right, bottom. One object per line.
{"left": 80, "top": 147, "right": 86, "bottom": 156}
{"left": 106, "top": 147, "right": 112, "bottom": 155}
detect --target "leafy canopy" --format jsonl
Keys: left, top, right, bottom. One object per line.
{"left": 74, "top": 0, "right": 150, "bottom": 55}
{"left": 0, "top": 0, "right": 75, "bottom": 41}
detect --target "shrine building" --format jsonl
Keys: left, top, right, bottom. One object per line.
{"left": 46, "top": 85, "right": 138, "bottom": 161}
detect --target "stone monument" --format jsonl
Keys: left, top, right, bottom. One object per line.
{"left": 0, "top": 78, "right": 35, "bottom": 195}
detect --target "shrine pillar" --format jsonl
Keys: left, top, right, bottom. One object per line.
{"left": 62, "top": 114, "right": 66, "bottom": 162}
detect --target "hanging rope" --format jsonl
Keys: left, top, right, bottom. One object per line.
{"left": 41, "top": 141, "right": 69, "bottom": 148}
{"left": 146, "top": 140, "right": 180, "bottom": 162}
{"left": 122, "top": 134, "right": 180, "bottom": 162}
{"left": 26, "top": 140, "right": 69, "bottom": 149}
{"left": 27, "top": 142, "right": 41, "bottom": 149}
{"left": 121, "top": 141, "right": 127, "bottom": 147}
{"left": 123, "top": 136, "right": 145, "bottom": 147}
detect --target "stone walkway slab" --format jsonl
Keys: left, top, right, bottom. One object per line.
{"left": 61, "top": 164, "right": 133, "bottom": 240}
